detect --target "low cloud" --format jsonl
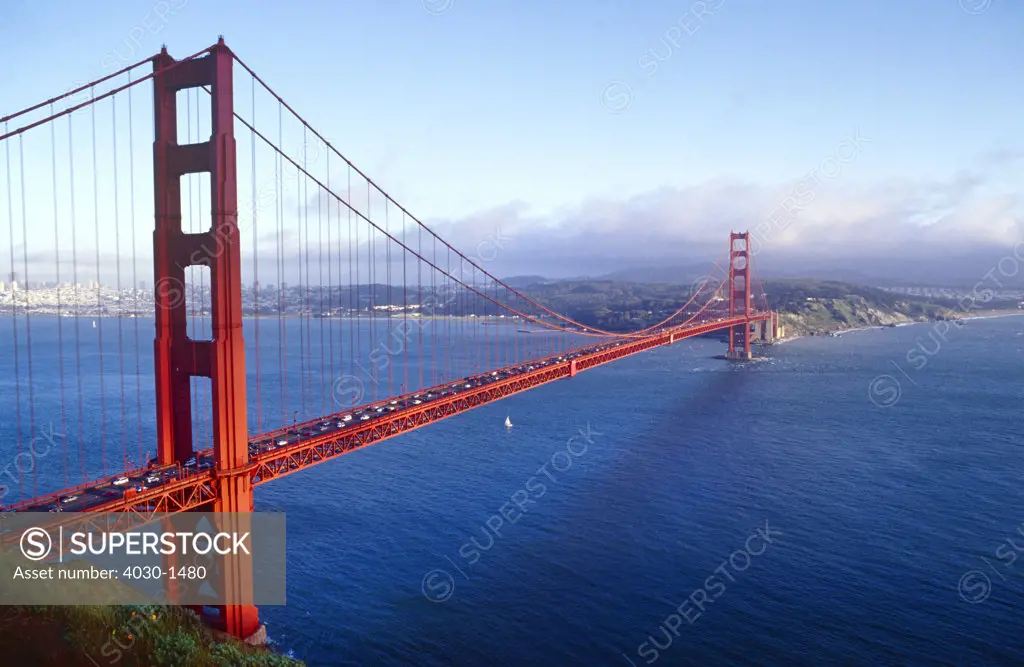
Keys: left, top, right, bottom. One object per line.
{"left": 16, "top": 151, "right": 1022, "bottom": 289}
{"left": 419, "top": 154, "right": 1024, "bottom": 281}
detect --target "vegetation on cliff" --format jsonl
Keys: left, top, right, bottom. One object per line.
{"left": 762, "top": 279, "right": 953, "bottom": 336}
{"left": 0, "top": 605, "right": 303, "bottom": 667}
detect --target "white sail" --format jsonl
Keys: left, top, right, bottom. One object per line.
{"left": 505, "top": 416, "right": 512, "bottom": 428}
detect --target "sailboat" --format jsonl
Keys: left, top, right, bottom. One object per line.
{"left": 91, "top": 320, "right": 97, "bottom": 329}
{"left": 504, "top": 415, "right": 512, "bottom": 429}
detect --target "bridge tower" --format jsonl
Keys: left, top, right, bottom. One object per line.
{"left": 152, "top": 38, "right": 259, "bottom": 639}
{"left": 726, "top": 232, "right": 752, "bottom": 360}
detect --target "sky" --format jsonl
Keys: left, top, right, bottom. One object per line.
{"left": 1, "top": 0, "right": 1023, "bottom": 284}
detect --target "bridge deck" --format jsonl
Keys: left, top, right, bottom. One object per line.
{"left": 4, "top": 314, "right": 770, "bottom": 517}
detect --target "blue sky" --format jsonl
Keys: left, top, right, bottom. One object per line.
{"left": 1, "top": 0, "right": 1023, "bottom": 280}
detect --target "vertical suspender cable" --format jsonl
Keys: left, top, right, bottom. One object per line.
{"left": 252, "top": 75, "right": 262, "bottom": 434}
{"left": 128, "top": 72, "right": 143, "bottom": 464}
{"left": 318, "top": 141, "right": 326, "bottom": 417}
{"left": 50, "top": 104, "right": 70, "bottom": 487}
{"left": 17, "top": 135, "right": 36, "bottom": 495}
{"left": 298, "top": 155, "right": 306, "bottom": 418}
{"left": 112, "top": 90, "right": 127, "bottom": 470}
{"left": 277, "top": 103, "right": 285, "bottom": 429}
{"left": 4, "top": 121, "right": 24, "bottom": 501}
{"left": 385, "top": 200, "right": 392, "bottom": 397}
{"left": 326, "top": 148, "right": 334, "bottom": 415}
{"left": 68, "top": 113, "right": 86, "bottom": 484}
{"left": 90, "top": 87, "right": 107, "bottom": 476}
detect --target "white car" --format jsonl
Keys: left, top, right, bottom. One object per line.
{"left": 113, "top": 477, "right": 130, "bottom": 486}
{"left": 62, "top": 495, "right": 79, "bottom": 504}
{"left": 276, "top": 439, "right": 288, "bottom": 446}
{"left": 145, "top": 475, "right": 160, "bottom": 484}
{"left": 342, "top": 415, "right": 352, "bottom": 422}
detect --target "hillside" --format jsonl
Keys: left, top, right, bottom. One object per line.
{"left": 517, "top": 277, "right": 1017, "bottom": 337}
{"left": 762, "top": 279, "right": 958, "bottom": 336}
{"left": 520, "top": 280, "right": 695, "bottom": 331}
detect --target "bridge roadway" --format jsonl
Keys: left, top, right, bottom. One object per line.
{"left": 3, "top": 314, "right": 769, "bottom": 517}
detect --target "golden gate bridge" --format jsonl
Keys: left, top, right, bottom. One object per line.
{"left": 0, "top": 39, "right": 777, "bottom": 640}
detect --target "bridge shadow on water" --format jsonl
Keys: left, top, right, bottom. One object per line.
{"left": 409, "top": 363, "right": 776, "bottom": 665}
{"left": 277, "top": 325, "right": 1024, "bottom": 666}
{"left": 277, "top": 344, "right": 794, "bottom": 666}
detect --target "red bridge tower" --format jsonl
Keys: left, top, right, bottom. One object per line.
{"left": 726, "top": 232, "right": 752, "bottom": 360}
{"left": 152, "top": 38, "right": 259, "bottom": 639}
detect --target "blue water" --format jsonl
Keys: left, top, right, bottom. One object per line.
{"left": 4, "top": 315, "right": 1024, "bottom": 664}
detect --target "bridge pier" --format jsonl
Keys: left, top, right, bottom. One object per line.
{"left": 725, "top": 346, "right": 753, "bottom": 361}
{"left": 754, "top": 318, "right": 773, "bottom": 344}
{"left": 200, "top": 604, "right": 264, "bottom": 645}
{"left": 153, "top": 38, "right": 260, "bottom": 640}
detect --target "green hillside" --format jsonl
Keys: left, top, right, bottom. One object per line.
{"left": 517, "top": 277, "right": 1017, "bottom": 337}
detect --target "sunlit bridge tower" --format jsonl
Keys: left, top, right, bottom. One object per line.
{"left": 152, "top": 38, "right": 259, "bottom": 639}
{"left": 726, "top": 231, "right": 752, "bottom": 360}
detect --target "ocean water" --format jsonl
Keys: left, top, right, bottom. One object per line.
{"left": 260, "top": 314, "right": 1024, "bottom": 665}
{"left": 3, "top": 315, "right": 1024, "bottom": 665}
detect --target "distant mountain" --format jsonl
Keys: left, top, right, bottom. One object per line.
{"left": 594, "top": 264, "right": 718, "bottom": 285}
{"left": 590, "top": 261, "right": 884, "bottom": 286}
{"left": 590, "top": 249, "right": 1024, "bottom": 289}
{"left": 500, "top": 274, "right": 551, "bottom": 288}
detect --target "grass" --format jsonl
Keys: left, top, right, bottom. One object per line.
{"left": 0, "top": 605, "right": 304, "bottom": 667}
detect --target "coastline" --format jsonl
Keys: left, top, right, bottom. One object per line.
{"left": 775, "top": 309, "right": 1023, "bottom": 345}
